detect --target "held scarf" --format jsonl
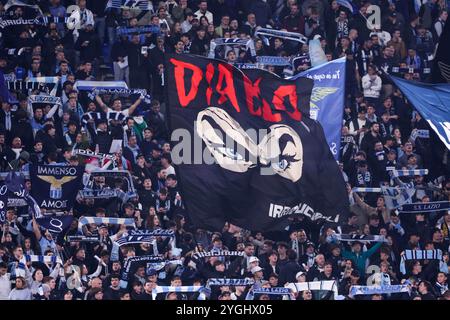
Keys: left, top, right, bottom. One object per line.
{"left": 88, "top": 88, "right": 151, "bottom": 103}
{"left": 352, "top": 187, "right": 382, "bottom": 193}
{"left": 81, "top": 111, "right": 126, "bottom": 125}
{"left": 399, "top": 201, "right": 450, "bottom": 213}
{"left": 208, "top": 38, "right": 256, "bottom": 58}
{"left": 390, "top": 169, "right": 429, "bottom": 178}
{"left": 106, "top": 0, "right": 153, "bottom": 11}
{"left": 17, "top": 254, "right": 63, "bottom": 270}
{"left": 192, "top": 250, "right": 245, "bottom": 259}
{"left": 116, "top": 25, "right": 160, "bottom": 36}
{"left": 332, "top": 234, "right": 387, "bottom": 242}
{"left": 27, "top": 95, "right": 62, "bottom": 116}
{"left": 381, "top": 182, "right": 416, "bottom": 209}
{"left": 400, "top": 249, "right": 443, "bottom": 274}
{"left": 77, "top": 216, "right": 136, "bottom": 233}
{"left": 246, "top": 287, "right": 294, "bottom": 300}
{"left": 120, "top": 255, "right": 163, "bottom": 285}
{"left": 256, "top": 56, "right": 291, "bottom": 66}
{"left": 254, "top": 27, "right": 308, "bottom": 46}
{"left": 152, "top": 286, "right": 206, "bottom": 300}
{"left": 349, "top": 284, "right": 410, "bottom": 296}
{"left": 207, "top": 278, "right": 255, "bottom": 287}
{"left": 7, "top": 77, "right": 59, "bottom": 95}
{"left": 286, "top": 280, "right": 338, "bottom": 297}
{"left": 73, "top": 80, "right": 128, "bottom": 91}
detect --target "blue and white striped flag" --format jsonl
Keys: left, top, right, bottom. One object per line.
{"left": 381, "top": 182, "right": 416, "bottom": 209}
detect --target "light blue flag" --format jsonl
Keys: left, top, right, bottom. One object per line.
{"left": 391, "top": 76, "right": 450, "bottom": 151}
{"left": 290, "top": 57, "right": 346, "bottom": 160}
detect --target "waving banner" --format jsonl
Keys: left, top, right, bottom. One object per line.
{"left": 165, "top": 54, "right": 349, "bottom": 232}
{"left": 291, "top": 57, "right": 346, "bottom": 159}
{"left": 30, "top": 165, "right": 83, "bottom": 211}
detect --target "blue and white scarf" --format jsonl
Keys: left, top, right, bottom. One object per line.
{"left": 246, "top": 287, "right": 293, "bottom": 300}
{"left": 78, "top": 216, "right": 136, "bottom": 233}
{"left": 74, "top": 80, "right": 128, "bottom": 91}
{"left": 116, "top": 26, "right": 160, "bottom": 36}
{"left": 286, "top": 280, "right": 338, "bottom": 297}
{"left": 89, "top": 88, "right": 151, "bottom": 103}
{"left": 390, "top": 169, "right": 428, "bottom": 178}
{"left": 256, "top": 56, "right": 291, "bottom": 66}
{"left": 254, "top": 27, "right": 307, "bottom": 46}
{"left": 81, "top": 111, "right": 126, "bottom": 125}
{"left": 121, "top": 254, "right": 163, "bottom": 283}
{"left": 208, "top": 38, "right": 256, "bottom": 58}
{"left": 207, "top": 278, "right": 255, "bottom": 287}
{"left": 193, "top": 250, "right": 245, "bottom": 259}
{"left": 152, "top": 286, "right": 206, "bottom": 300}
{"left": 332, "top": 234, "right": 387, "bottom": 243}
{"left": 381, "top": 182, "right": 416, "bottom": 209}
{"left": 106, "top": 0, "right": 153, "bottom": 11}
{"left": 349, "top": 285, "right": 410, "bottom": 296}
{"left": 399, "top": 201, "right": 450, "bottom": 213}
{"left": 400, "top": 249, "right": 443, "bottom": 275}
{"left": 352, "top": 187, "right": 381, "bottom": 193}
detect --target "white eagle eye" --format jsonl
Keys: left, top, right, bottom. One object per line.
{"left": 276, "top": 159, "right": 289, "bottom": 171}
{"left": 217, "top": 147, "right": 244, "bottom": 161}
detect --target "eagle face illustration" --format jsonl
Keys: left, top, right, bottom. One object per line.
{"left": 37, "top": 176, "right": 77, "bottom": 199}
{"left": 309, "top": 87, "right": 339, "bottom": 110}
{"left": 196, "top": 107, "right": 303, "bottom": 182}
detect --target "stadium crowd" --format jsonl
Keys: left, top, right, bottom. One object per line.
{"left": 0, "top": 0, "right": 450, "bottom": 301}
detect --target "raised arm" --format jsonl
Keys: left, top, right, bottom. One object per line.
{"left": 127, "top": 96, "right": 143, "bottom": 116}
{"left": 95, "top": 94, "right": 109, "bottom": 113}
{"left": 32, "top": 215, "right": 42, "bottom": 241}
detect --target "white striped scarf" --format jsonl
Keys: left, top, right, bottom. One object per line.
{"left": 246, "top": 287, "right": 294, "bottom": 300}
{"left": 333, "top": 234, "right": 387, "bottom": 242}
{"left": 74, "top": 80, "right": 128, "bottom": 91}
{"left": 106, "top": 0, "right": 153, "bottom": 11}
{"left": 207, "top": 278, "right": 255, "bottom": 287}
{"left": 18, "top": 254, "right": 63, "bottom": 270}
{"left": 352, "top": 187, "right": 382, "bottom": 193}
{"left": 400, "top": 249, "right": 443, "bottom": 274}
{"left": 256, "top": 56, "right": 291, "bottom": 66}
{"left": 286, "top": 280, "right": 338, "bottom": 298}
{"left": 81, "top": 111, "right": 126, "bottom": 125}
{"left": 193, "top": 250, "right": 245, "bottom": 259}
{"left": 254, "top": 27, "right": 308, "bottom": 46}
{"left": 390, "top": 169, "right": 428, "bottom": 178}
{"left": 349, "top": 284, "right": 410, "bottom": 296}
{"left": 78, "top": 216, "right": 135, "bottom": 232}
{"left": 151, "top": 286, "right": 206, "bottom": 300}
{"left": 208, "top": 38, "right": 256, "bottom": 58}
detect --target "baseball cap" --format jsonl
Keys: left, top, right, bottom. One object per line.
{"left": 249, "top": 256, "right": 259, "bottom": 264}
{"left": 296, "top": 271, "right": 305, "bottom": 279}
{"left": 251, "top": 266, "right": 263, "bottom": 274}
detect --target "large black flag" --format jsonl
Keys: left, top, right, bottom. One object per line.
{"left": 30, "top": 165, "right": 84, "bottom": 211}
{"left": 165, "top": 54, "right": 349, "bottom": 231}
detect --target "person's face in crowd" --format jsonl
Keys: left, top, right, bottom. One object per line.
{"left": 362, "top": 224, "right": 370, "bottom": 235}
{"left": 15, "top": 277, "right": 25, "bottom": 289}
{"left": 349, "top": 215, "right": 358, "bottom": 226}
{"left": 94, "top": 290, "right": 104, "bottom": 300}
{"left": 226, "top": 51, "right": 236, "bottom": 62}
{"left": 380, "top": 262, "right": 389, "bottom": 273}
{"left": 418, "top": 282, "right": 428, "bottom": 294}
{"left": 63, "top": 291, "right": 73, "bottom": 300}
{"left": 437, "top": 273, "right": 447, "bottom": 284}
{"left": 13, "top": 247, "right": 23, "bottom": 259}
{"left": 381, "top": 113, "right": 389, "bottom": 123}
{"left": 374, "top": 141, "right": 383, "bottom": 152}
{"left": 441, "top": 10, "right": 448, "bottom": 21}
{"left": 445, "top": 213, "right": 450, "bottom": 223}
{"left": 248, "top": 14, "right": 256, "bottom": 25}
{"left": 245, "top": 245, "right": 255, "bottom": 256}
{"left": 131, "top": 34, "right": 140, "bottom": 45}
{"left": 24, "top": 238, "right": 31, "bottom": 249}
{"left": 230, "top": 19, "right": 238, "bottom": 30}
{"left": 76, "top": 249, "right": 86, "bottom": 261}
{"left": 171, "top": 278, "right": 182, "bottom": 287}
{"left": 91, "top": 277, "right": 102, "bottom": 289}
{"left": 34, "top": 142, "right": 43, "bottom": 153}
{"left": 143, "top": 179, "right": 152, "bottom": 190}
{"left": 12, "top": 137, "right": 22, "bottom": 148}
{"left": 290, "top": 4, "right": 299, "bottom": 15}
{"left": 153, "top": 215, "right": 160, "bottom": 226}
{"left": 340, "top": 37, "right": 349, "bottom": 48}
{"left": 338, "top": 11, "right": 347, "bottom": 21}
{"left": 433, "top": 230, "right": 443, "bottom": 242}
{"left": 133, "top": 283, "right": 142, "bottom": 294}
{"left": 199, "top": 1, "right": 208, "bottom": 12}
{"left": 34, "top": 269, "right": 44, "bottom": 282}
{"left": 324, "top": 264, "right": 332, "bottom": 275}
{"left": 408, "top": 156, "right": 417, "bottom": 166}
{"left": 371, "top": 294, "right": 382, "bottom": 300}
{"left": 47, "top": 278, "right": 56, "bottom": 290}
{"left": 371, "top": 123, "right": 380, "bottom": 134}
{"left": 166, "top": 292, "right": 178, "bottom": 300}
{"left": 175, "top": 41, "right": 184, "bottom": 54}
{"left": 274, "top": 38, "right": 283, "bottom": 49}
{"left": 412, "top": 262, "right": 422, "bottom": 275}
{"left": 352, "top": 243, "right": 362, "bottom": 253}
{"left": 371, "top": 36, "right": 379, "bottom": 45}
{"left": 269, "top": 253, "right": 278, "bottom": 264}
{"left": 302, "top": 290, "right": 312, "bottom": 300}
{"left": 315, "top": 254, "right": 325, "bottom": 267}
{"left": 143, "top": 129, "right": 153, "bottom": 141}
{"left": 349, "top": 29, "right": 358, "bottom": 40}
{"left": 144, "top": 282, "right": 153, "bottom": 293}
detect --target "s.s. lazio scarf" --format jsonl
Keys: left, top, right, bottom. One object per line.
{"left": 245, "top": 287, "right": 294, "bottom": 300}
{"left": 116, "top": 25, "right": 160, "bottom": 36}
{"left": 80, "top": 111, "right": 126, "bottom": 126}
{"left": 400, "top": 249, "right": 443, "bottom": 274}
{"left": 152, "top": 286, "right": 206, "bottom": 300}
{"left": 106, "top": 0, "right": 153, "bottom": 11}
{"left": 349, "top": 284, "right": 410, "bottom": 296}
{"left": 256, "top": 56, "right": 291, "bottom": 66}
{"left": 192, "top": 250, "right": 245, "bottom": 259}
{"left": 120, "top": 255, "right": 163, "bottom": 287}
{"left": 254, "top": 27, "right": 308, "bottom": 46}
{"left": 88, "top": 88, "right": 151, "bottom": 103}
{"left": 74, "top": 80, "right": 128, "bottom": 91}
{"left": 286, "top": 280, "right": 338, "bottom": 297}
{"left": 399, "top": 201, "right": 450, "bottom": 213}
